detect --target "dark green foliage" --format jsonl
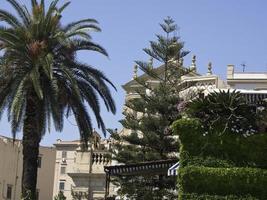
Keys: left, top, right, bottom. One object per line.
{"left": 0, "top": 0, "right": 116, "bottom": 142}
{"left": 110, "top": 17, "right": 190, "bottom": 199}
{"left": 172, "top": 118, "right": 267, "bottom": 168}
{"left": 71, "top": 190, "right": 88, "bottom": 200}
{"left": 106, "top": 197, "right": 116, "bottom": 200}
{"left": 180, "top": 193, "right": 259, "bottom": 200}
{"left": 172, "top": 89, "right": 267, "bottom": 199}
{"left": 172, "top": 118, "right": 267, "bottom": 200}
{"left": 0, "top": 0, "right": 116, "bottom": 199}
{"left": 181, "top": 156, "right": 235, "bottom": 168}
{"left": 111, "top": 176, "right": 176, "bottom": 200}
{"left": 54, "top": 191, "right": 66, "bottom": 200}
{"left": 178, "top": 166, "right": 267, "bottom": 199}
{"left": 187, "top": 90, "right": 260, "bottom": 136}
{"left": 113, "top": 85, "right": 181, "bottom": 164}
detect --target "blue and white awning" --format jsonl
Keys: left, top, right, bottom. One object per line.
{"left": 167, "top": 162, "right": 179, "bottom": 176}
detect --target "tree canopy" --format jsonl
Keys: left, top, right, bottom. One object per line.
{"left": 109, "top": 17, "right": 190, "bottom": 199}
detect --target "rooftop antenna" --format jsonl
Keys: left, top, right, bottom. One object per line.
{"left": 241, "top": 62, "right": 246, "bottom": 72}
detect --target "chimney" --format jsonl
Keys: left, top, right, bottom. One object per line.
{"left": 227, "top": 64, "right": 234, "bottom": 79}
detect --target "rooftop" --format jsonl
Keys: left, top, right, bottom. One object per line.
{"left": 232, "top": 72, "right": 267, "bottom": 80}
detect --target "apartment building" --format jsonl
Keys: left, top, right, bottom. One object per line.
{"left": 0, "top": 135, "right": 56, "bottom": 200}
{"left": 52, "top": 131, "right": 115, "bottom": 200}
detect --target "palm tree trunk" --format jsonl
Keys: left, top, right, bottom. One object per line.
{"left": 21, "top": 95, "right": 41, "bottom": 200}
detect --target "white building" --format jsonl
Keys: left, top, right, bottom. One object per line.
{"left": 227, "top": 64, "right": 267, "bottom": 90}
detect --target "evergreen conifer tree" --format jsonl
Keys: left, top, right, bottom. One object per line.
{"left": 109, "top": 17, "right": 191, "bottom": 200}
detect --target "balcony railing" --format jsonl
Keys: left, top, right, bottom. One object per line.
{"left": 92, "top": 151, "right": 111, "bottom": 165}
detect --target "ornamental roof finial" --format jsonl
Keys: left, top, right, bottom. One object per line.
{"left": 207, "top": 62, "right": 212, "bottom": 75}
{"left": 191, "top": 55, "right": 196, "bottom": 72}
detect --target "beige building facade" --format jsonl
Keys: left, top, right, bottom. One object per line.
{"left": 0, "top": 135, "right": 56, "bottom": 200}
{"left": 120, "top": 56, "right": 267, "bottom": 151}
{"left": 52, "top": 132, "right": 115, "bottom": 200}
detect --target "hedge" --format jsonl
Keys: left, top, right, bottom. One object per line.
{"left": 179, "top": 193, "right": 258, "bottom": 200}
{"left": 181, "top": 156, "right": 235, "bottom": 168}
{"left": 172, "top": 118, "right": 267, "bottom": 168}
{"left": 178, "top": 166, "right": 267, "bottom": 199}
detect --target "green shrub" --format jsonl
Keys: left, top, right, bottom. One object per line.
{"left": 186, "top": 90, "right": 260, "bottom": 136}
{"left": 181, "top": 156, "right": 235, "bottom": 168}
{"left": 179, "top": 193, "right": 258, "bottom": 200}
{"left": 178, "top": 166, "right": 267, "bottom": 199}
{"left": 172, "top": 118, "right": 267, "bottom": 168}
{"left": 173, "top": 118, "right": 267, "bottom": 200}
{"left": 54, "top": 191, "right": 66, "bottom": 200}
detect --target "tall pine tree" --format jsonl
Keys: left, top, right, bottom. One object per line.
{"left": 110, "top": 17, "right": 191, "bottom": 200}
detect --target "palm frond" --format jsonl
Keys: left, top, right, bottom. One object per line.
{"left": 0, "top": 9, "right": 22, "bottom": 27}
{"left": 71, "top": 39, "right": 108, "bottom": 57}
{"left": 71, "top": 99, "right": 93, "bottom": 145}
{"left": 58, "top": 1, "right": 71, "bottom": 13}
{"left": 30, "top": 66, "right": 43, "bottom": 99}
{"left": 0, "top": 0, "right": 116, "bottom": 143}
{"left": 6, "top": 0, "right": 30, "bottom": 26}
{"left": 31, "top": 0, "right": 38, "bottom": 8}
{"left": 78, "top": 80, "right": 106, "bottom": 132}
{"left": 64, "top": 18, "right": 99, "bottom": 32}
{"left": 71, "top": 61, "right": 116, "bottom": 90}
{"left": 10, "top": 77, "right": 27, "bottom": 123}
{"left": 66, "top": 31, "right": 92, "bottom": 40}
{"left": 46, "top": 0, "right": 60, "bottom": 19}
{"left": 71, "top": 65, "right": 116, "bottom": 113}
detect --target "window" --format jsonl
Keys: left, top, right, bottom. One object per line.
{"left": 59, "top": 181, "right": 65, "bottom": 191}
{"left": 37, "top": 156, "right": 42, "bottom": 168}
{"left": 62, "top": 151, "right": 67, "bottom": 158}
{"left": 6, "top": 185, "right": 12, "bottom": 200}
{"left": 60, "top": 166, "right": 66, "bottom": 174}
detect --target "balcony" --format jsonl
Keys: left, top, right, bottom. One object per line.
{"left": 67, "top": 151, "right": 111, "bottom": 177}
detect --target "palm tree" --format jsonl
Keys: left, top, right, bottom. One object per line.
{"left": 0, "top": 0, "right": 116, "bottom": 199}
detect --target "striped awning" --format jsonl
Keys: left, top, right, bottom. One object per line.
{"left": 207, "top": 89, "right": 267, "bottom": 104}
{"left": 104, "top": 159, "right": 178, "bottom": 176}
{"left": 104, "top": 159, "right": 178, "bottom": 198}
{"left": 242, "top": 93, "right": 267, "bottom": 104}
{"left": 167, "top": 162, "right": 179, "bottom": 176}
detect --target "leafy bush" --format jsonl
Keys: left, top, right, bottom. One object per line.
{"left": 178, "top": 166, "right": 267, "bottom": 199}
{"left": 54, "top": 191, "right": 66, "bottom": 200}
{"left": 181, "top": 156, "right": 235, "bottom": 168}
{"left": 173, "top": 110, "right": 267, "bottom": 200}
{"left": 179, "top": 193, "right": 259, "bottom": 200}
{"left": 186, "top": 90, "right": 260, "bottom": 136}
{"left": 172, "top": 118, "right": 267, "bottom": 168}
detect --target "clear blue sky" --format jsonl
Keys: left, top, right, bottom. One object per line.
{"left": 1, "top": 0, "right": 267, "bottom": 145}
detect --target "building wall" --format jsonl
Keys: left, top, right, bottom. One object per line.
{"left": 226, "top": 64, "right": 267, "bottom": 90}
{"left": 37, "top": 147, "right": 56, "bottom": 200}
{"left": 0, "top": 136, "right": 56, "bottom": 200}
{"left": 52, "top": 138, "right": 114, "bottom": 200}
{"left": 0, "top": 137, "right": 21, "bottom": 200}
{"left": 52, "top": 142, "right": 77, "bottom": 199}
